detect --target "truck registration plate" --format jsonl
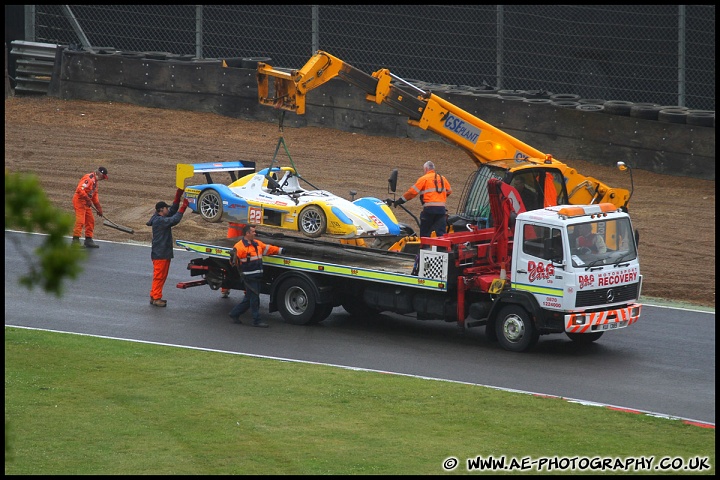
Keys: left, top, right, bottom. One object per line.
{"left": 600, "top": 320, "right": 628, "bottom": 330}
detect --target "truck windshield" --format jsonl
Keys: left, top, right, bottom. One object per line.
{"left": 458, "top": 165, "right": 569, "bottom": 228}
{"left": 456, "top": 165, "right": 504, "bottom": 227}
{"left": 568, "top": 217, "right": 637, "bottom": 268}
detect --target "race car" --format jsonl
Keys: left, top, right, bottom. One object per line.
{"left": 177, "top": 161, "right": 403, "bottom": 239}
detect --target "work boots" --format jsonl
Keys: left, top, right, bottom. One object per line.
{"left": 71, "top": 236, "right": 81, "bottom": 247}
{"left": 84, "top": 237, "right": 99, "bottom": 248}
{"left": 150, "top": 298, "right": 167, "bottom": 307}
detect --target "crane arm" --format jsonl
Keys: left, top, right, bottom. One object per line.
{"left": 257, "top": 51, "right": 631, "bottom": 210}
{"left": 257, "top": 51, "right": 544, "bottom": 168}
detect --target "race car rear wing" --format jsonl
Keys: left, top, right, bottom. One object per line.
{"left": 176, "top": 161, "right": 256, "bottom": 189}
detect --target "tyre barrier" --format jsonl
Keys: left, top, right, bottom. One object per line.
{"left": 578, "top": 98, "right": 606, "bottom": 105}
{"left": 523, "top": 98, "right": 553, "bottom": 104}
{"left": 499, "top": 95, "right": 526, "bottom": 101}
{"left": 241, "top": 57, "right": 272, "bottom": 69}
{"left": 523, "top": 89, "right": 553, "bottom": 99}
{"left": 221, "top": 56, "right": 272, "bottom": 68}
{"left": 172, "top": 54, "right": 195, "bottom": 62}
{"left": 630, "top": 103, "right": 662, "bottom": 120}
{"left": 403, "top": 78, "right": 430, "bottom": 90}
{"left": 118, "top": 51, "right": 146, "bottom": 59}
{"left": 659, "top": 105, "right": 689, "bottom": 111}
{"left": 497, "top": 89, "right": 527, "bottom": 97}
{"left": 550, "top": 93, "right": 581, "bottom": 101}
{"left": 552, "top": 100, "right": 580, "bottom": 108}
{"left": 685, "top": 110, "right": 715, "bottom": 127}
{"left": 603, "top": 100, "right": 634, "bottom": 116}
{"left": 576, "top": 104, "right": 604, "bottom": 112}
{"left": 474, "top": 85, "right": 500, "bottom": 94}
{"left": 144, "top": 51, "right": 173, "bottom": 61}
{"left": 658, "top": 108, "right": 688, "bottom": 124}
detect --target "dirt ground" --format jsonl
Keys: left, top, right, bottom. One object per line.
{"left": 4, "top": 96, "right": 715, "bottom": 308}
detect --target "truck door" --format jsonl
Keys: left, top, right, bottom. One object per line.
{"left": 513, "top": 222, "right": 565, "bottom": 310}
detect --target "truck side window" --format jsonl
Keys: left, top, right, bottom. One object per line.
{"left": 523, "top": 226, "right": 563, "bottom": 263}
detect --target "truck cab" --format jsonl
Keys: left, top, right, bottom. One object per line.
{"left": 502, "top": 203, "right": 642, "bottom": 350}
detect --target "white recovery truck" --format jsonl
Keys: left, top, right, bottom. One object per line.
{"left": 176, "top": 172, "right": 642, "bottom": 352}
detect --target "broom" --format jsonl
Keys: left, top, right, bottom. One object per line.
{"left": 92, "top": 206, "right": 134, "bottom": 234}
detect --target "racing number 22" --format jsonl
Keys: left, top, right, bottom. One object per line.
{"left": 249, "top": 207, "right": 262, "bottom": 224}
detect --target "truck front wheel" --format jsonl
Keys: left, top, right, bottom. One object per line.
{"left": 277, "top": 276, "right": 321, "bottom": 325}
{"left": 496, "top": 305, "right": 539, "bottom": 352}
{"left": 566, "top": 331, "right": 604, "bottom": 343}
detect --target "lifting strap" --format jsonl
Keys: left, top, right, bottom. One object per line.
{"left": 267, "top": 110, "right": 321, "bottom": 190}
{"left": 269, "top": 111, "right": 299, "bottom": 176}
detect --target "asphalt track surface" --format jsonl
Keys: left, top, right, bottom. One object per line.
{"left": 5, "top": 231, "right": 715, "bottom": 426}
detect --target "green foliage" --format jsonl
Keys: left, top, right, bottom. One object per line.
{"left": 5, "top": 170, "right": 86, "bottom": 296}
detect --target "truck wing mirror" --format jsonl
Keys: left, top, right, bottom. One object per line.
{"left": 634, "top": 228, "right": 640, "bottom": 247}
{"left": 388, "top": 169, "right": 398, "bottom": 193}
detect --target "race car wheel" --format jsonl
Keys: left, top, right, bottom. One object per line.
{"left": 496, "top": 305, "right": 539, "bottom": 352}
{"left": 277, "top": 276, "right": 319, "bottom": 325}
{"left": 197, "top": 189, "right": 223, "bottom": 223}
{"left": 298, "top": 205, "right": 326, "bottom": 238}
{"left": 566, "top": 331, "right": 604, "bottom": 343}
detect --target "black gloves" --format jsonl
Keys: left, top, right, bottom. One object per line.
{"left": 394, "top": 198, "right": 406, "bottom": 208}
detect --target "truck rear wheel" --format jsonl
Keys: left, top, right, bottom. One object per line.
{"left": 341, "top": 295, "right": 380, "bottom": 317}
{"left": 276, "top": 276, "right": 321, "bottom": 325}
{"left": 495, "top": 305, "right": 538, "bottom": 352}
{"left": 566, "top": 331, "right": 604, "bottom": 343}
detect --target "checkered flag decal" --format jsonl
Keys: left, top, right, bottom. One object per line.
{"left": 419, "top": 251, "right": 448, "bottom": 281}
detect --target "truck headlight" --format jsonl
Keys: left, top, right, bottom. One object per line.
{"left": 572, "top": 315, "right": 587, "bottom": 326}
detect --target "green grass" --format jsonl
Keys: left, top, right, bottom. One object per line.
{"left": 5, "top": 327, "right": 715, "bottom": 475}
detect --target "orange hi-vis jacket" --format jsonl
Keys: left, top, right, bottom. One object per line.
{"left": 233, "top": 238, "right": 283, "bottom": 277}
{"left": 400, "top": 169, "right": 452, "bottom": 207}
{"left": 74, "top": 171, "right": 101, "bottom": 209}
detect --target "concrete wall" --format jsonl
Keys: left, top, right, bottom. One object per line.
{"left": 52, "top": 49, "right": 715, "bottom": 180}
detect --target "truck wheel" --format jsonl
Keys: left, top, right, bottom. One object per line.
{"left": 277, "top": 277, "right": 320, "bottom": 325}
{"left": 197, "top": 189, "right": 223, "bottom": 223}
{"left": 495, "top": 305, "right": 538, "bottom": 352}
{"left": 341, "top": 295, "right": 380, "bottom": 317}
{"left": 485, "top": 320, "right": 498, "bottom": 342}
{"left": 309, "top": 303, "right": 334, "bottom": 324}
{"left": 298, "top": 205, "right": 326, "bottom": 238}
{"left": 566, "top": 331, "right": 604, "bottom": 343}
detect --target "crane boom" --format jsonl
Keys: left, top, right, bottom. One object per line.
{"left": 257, "top": 50, "right": 631, "bottom": 211}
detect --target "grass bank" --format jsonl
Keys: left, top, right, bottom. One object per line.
{"left": 5, "top": 327, "right": 715, "bottom": 475}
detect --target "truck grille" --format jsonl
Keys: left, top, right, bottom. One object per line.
{"left": 575, "top": 282, "right": 640, "bottom": 308}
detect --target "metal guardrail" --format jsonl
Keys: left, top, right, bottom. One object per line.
{"left": 10, "top": 40, "right": 59, "bottom": 94}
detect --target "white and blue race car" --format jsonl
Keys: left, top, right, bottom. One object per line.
{"left": 177, "top": 161, "right": 404, "bottom": 239}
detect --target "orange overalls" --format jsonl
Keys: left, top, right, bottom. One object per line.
{"left": 72, "top": 172, "right": 102, "bottom": 239}
{"left": 400, "top": 169, "right": 452, "bottom": 237}
{"left": 222, "top": 222, "right": 246, "bottom": 296}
